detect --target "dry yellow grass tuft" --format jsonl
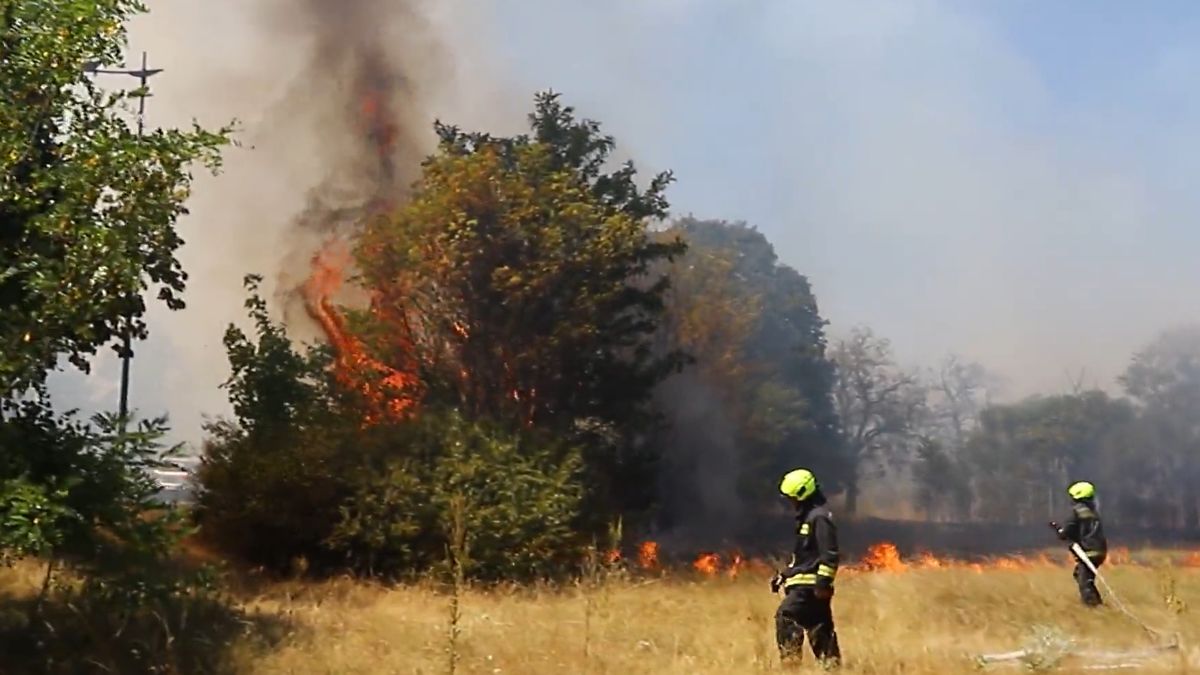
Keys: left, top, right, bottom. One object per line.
{"left": 226, "top": 553, "right": 1200, "bottom": 674}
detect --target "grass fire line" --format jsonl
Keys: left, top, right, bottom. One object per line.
{"left": 603, "top": 540, "right": 1195, "bottom": 668}
{"left": 619, "top": 541, "right": 1161, "bottom": 576}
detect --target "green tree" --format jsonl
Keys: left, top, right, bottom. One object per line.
{"left": 0, "top": 0, "right": 227, "bottom": 568}
{"left": 911, "top": 356, "right": 996, "bottom": 520}
{"left": 965, "top": 391, "right": 1135, "bottom": 524}
{"left": 653, "top": 219, "right": 840, "bottom": 531}
{"left": 0, "top": 2, "right": 231, "bottom": 666}
{"left": 1, "top": 0, "right": 228, "bottom": 395}
{"left": 197, "top": 275, "right": 358, "bottom": 570}
{"left": 356, "top": 92, "right": 685, "bottom": 526}
{"left": 911, "top": 439, "right": 972, "bottom": 522}
{"left": 329, "top": 409, "right": 584, "bottom": 581}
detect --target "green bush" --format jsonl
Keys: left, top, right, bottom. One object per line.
{"left": 0, "top": 400, "right": 245, "bottom": 673}
{"left": 197, "top": 415, "right": 360, "bottom": 572}
{"left": 330, "top": 409, "right": 584, "bottom": 581}
{"left": 202, "top": 404, "right": 585, "bottom": 581}
{"left": 0, "top": 399, "right": 181, "bottom": 576}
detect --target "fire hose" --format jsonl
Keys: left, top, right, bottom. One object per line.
{"left": 977, "top": 529, "right": 1180, "bottom": 668}
{"left": 1050, "top": 523, "right": 1175, "bottom": 644}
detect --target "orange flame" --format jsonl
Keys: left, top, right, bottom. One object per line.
{"left": 638, "top": 541, "right": 660, "bottom": 570}
{"left": 858, "top": 542, "right": 908, "bottom": 572}
{"left": 299, "top": 55, "right": 415, "bottom": 422}
{"left": 693, "top": 553, "right": 720, "bottom": 576}
{"left": 303, "top": 243, "right": 420, "bottom": 425}
{"left": 915, "top": 551, "right": 944, "bottom": 569}
{"left": 992, "top": 557, "right": 1032, "bottom": 571}
{"left": 621, "top": 541, "right": 1196, "bottom": 582}
{"left": 727, "top": 552, "right": 745, "bottom": 579}
{"left": 359, "top": 91, "right": 396, "bottom": 158}
{"left": 846, "top": 543, "right": 1145, "bottom": 574}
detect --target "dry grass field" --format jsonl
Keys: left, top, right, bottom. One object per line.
{"left": 3, "top": 547, "right": 1199, "bottom": 673}
{"left": 219, "top": 548, "right": 1200, "bottom": 674}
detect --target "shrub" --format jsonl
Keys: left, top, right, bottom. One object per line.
{"left": 330, "top": 409, "right": 584, "bottom": 581}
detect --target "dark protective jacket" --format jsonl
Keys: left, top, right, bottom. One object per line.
{"left": 1059, "top": 498, "right": 1107, "bottom": 557}
{"left": 781, "top": 496, "right": 840, "bottom": 590}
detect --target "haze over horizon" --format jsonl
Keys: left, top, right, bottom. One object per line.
{"left": 50, "top": 0, "right": 1200, "bottom": 446}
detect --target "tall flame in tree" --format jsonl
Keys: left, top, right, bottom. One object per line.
{"left": 303, "top": 244, "right": 419, "bottom": 424}
{"left": 300, "top": 49, "right": 421, "bottom": 422}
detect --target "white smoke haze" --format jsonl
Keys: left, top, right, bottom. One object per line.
{"left": 461, "top": 0, "right": 1200, "bottom": 398}
{"left": 49, "top": 1, "right": 1200, "bottom": 449}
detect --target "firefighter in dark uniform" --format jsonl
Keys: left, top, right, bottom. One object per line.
{"left": 1052, "top": 480, "right": 1107, "bottom": 607}
{"left": 771, "top": 468, "right": 841, "bottom": 667}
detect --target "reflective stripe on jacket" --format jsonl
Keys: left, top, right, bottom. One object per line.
{"left": 782, "top": 504, "right": 839, "bottom": 589}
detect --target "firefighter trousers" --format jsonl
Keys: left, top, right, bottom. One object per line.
{"left": 775, "top": 587, "right": 841, "bottom": 666}
{"left": 1073, "top": 552, "right": 1105, "bottom": 607}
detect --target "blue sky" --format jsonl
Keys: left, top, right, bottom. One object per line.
{"left": 53, "top": 1, "right": 1200, "bottom": 444}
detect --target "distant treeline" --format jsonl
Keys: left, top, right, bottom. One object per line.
{"left": 848, "top": 326, "right": 1200, "bottom": 531}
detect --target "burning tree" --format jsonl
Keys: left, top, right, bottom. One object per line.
{"left": 202, "top": 274, "right": 586, "bottom": 579}
{"left": 201, "top": 94, "right": 685, "bottom": 579}
{"left": 303, "top": 243, "right": 420, "bottom": 425}
{"left": 354, "top": 93, "right": 687, "bottom": 524}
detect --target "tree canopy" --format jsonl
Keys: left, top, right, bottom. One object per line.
{"left": 200, "top": 93, "right": 686, "bottom": 577}
{"left": 355, "top": 92, "right": 686, "bottom": 523}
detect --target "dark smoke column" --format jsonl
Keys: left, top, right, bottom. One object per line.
{"left": 269, "top": 0, "right": 443, "bottom": 327}
{"left": 252, "top": 0, "right": 445, "bottom": 412}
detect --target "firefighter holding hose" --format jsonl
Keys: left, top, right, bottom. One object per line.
{"left": 771, "top": 468, "right": 841, "bottom": 667}
{"left": 1051, "top": 480, "right": 1108, "bottom": 607}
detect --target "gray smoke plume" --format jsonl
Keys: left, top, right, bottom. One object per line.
{"left": 264, "top": 0, "right": 444, "bottom": 331}
{"left": 654, "top": 371, "right": 747, "bottom": 547}
{"left": 47, "top": 0, "right": 510, "bottom": 445}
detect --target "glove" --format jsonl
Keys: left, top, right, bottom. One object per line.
{"left": 770, "top": 572, "right": 784, "bottom": 593}
{"left": 1048, "top": 521, "right": 1065, "bottom": 539}
{"left": 813, "top": 586, "right": 834, "bottom": 600}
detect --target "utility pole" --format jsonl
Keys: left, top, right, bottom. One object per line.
{"left": 83, "top": 52, "right": 163, "bottom": 426}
